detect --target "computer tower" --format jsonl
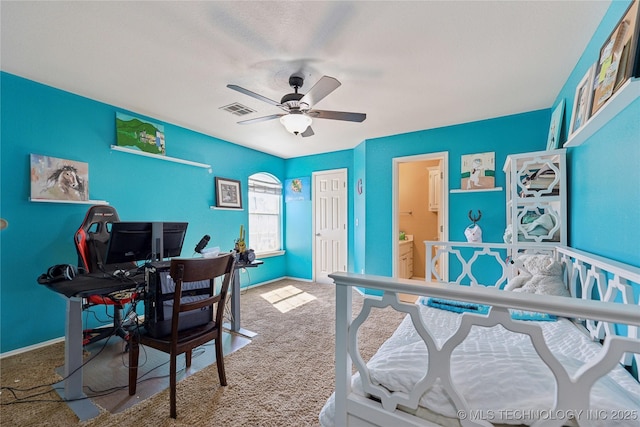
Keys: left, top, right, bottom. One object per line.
{"left": 144, "top": 263, "right": 212, "bottom": 338}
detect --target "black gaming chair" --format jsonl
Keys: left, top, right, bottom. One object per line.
{"left": 74, "top": 205, "right": 138, "bottom": 346}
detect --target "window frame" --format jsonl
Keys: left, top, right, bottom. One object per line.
{"left": 247, "top": 173, "right": 284, "bottom": 257}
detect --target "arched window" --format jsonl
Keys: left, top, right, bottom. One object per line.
{"left": 248, "top": 173, "right": 283, "bottom": 255}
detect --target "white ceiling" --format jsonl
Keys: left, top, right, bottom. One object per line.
{"left": 1, "top": 1, "right": 610, "bottom": 159}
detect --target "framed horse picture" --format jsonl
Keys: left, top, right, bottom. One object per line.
{"left": 30, "top": 154, "right": 89, "bottom": 202}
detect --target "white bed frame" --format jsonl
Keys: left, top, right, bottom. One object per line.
{"left": 330, "top": 244, "right": 640, "bottom": 427}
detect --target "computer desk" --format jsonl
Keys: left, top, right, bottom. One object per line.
{"left": 225, "top": 259, "right": 263, "bottom": 338}
{"left": 42, "top": 272, "right": 145, "bottom": 419}
{"left": 41, "top": 258, "right": 262, "bottom": 420}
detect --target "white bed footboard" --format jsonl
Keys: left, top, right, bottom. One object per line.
{"left": 329, "top": 245, "right": 640, "bottom": 427}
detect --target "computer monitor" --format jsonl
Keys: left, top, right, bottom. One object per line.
{"left": 160, "top": 222, "right": 188, "bottom": 258}
{"left": 104, "top": 222, "right": 153, "bottom": 265}
{"left": 105, "top": 221, "right": 188, "bottom": 265}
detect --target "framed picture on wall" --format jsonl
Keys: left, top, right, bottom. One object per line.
{"left": 30, "top": 154, "right": 89, "bottom": 202}
{"left": 215, "top": 177, "right": 242, "bottom": 209}
{"left": 546, "top": 99, "right": 564, "bottom": 150}
{"left": 460, "top": 152, "right": 495, "bottom": 190}
{"left": 592, "top": 0, "right": 640, "bottom": 115}
{"left": 116, "top": 112, "right": 166, "bottom": 156}
{"left": 569, "top": 64, "right": 596, "bottom": 137}
{"left": 285, "top": 177, "right": 310, "bottom": 202}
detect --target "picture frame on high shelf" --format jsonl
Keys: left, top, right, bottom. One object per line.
{"left": 215, "top": 177, "right": 242, "bottom": 209}
{"left": 546, "top": 99, "right": 564, "bottom": 150}
{"left": 569, "top": 64, "right": 596, "bottom": 137}
{"left": 592, "top": 0, "right": 639, "bottom": 116}
{"left": 115, "top": 112, "right": 166, "bottom": 156}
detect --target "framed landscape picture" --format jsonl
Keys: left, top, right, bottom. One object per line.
{"left": 215, "top": 177, "right": 242, "bottom": 209}
{"left": 116, "top": 112, "right": 166, "bottom": 156}
{"left": 30, "top": 154, "right": 89, "bottom": 202}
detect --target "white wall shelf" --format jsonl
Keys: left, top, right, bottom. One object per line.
{"left": 210, "top": 206, "right": 244, "bottom": 211}
{"left": 29, "top": 198, "right": 109, "bottom": 205}
{"left": 110, "top": 145, "right": 212, "bottom": 171}
{"left": 450, "top": 187, "right": 502, "bottom": 194}
{"left": 564, "top": 78, "right": 639, "bottom": 148}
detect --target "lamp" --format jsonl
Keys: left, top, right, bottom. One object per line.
{"left": 280, "top": 112, "right": 312, "bottom": 135}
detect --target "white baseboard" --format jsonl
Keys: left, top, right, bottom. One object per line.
{"left": 0, "top": 336, "right": 65, "bottom": 359}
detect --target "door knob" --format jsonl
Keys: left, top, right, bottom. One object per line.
{"left": 315, "top": 233, "right": 321, "bottom": 236}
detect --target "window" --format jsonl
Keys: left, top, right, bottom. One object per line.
{"left": 248, "top": 173, "right": 282, "bottom": 255}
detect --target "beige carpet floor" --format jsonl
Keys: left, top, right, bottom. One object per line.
{"left": 1, "top": 279, "right": 406, "bottom": 426}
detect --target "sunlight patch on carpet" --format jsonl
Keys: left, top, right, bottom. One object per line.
{"left": 260, "top": 285, "right": 317, "bottom": 313}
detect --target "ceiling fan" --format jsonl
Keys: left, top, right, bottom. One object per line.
{"left": 227, "top": 74, "right": 366, "bottom": 137}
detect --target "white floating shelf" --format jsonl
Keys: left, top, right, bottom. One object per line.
{"left": 110, "top": 145, "right": 212, "bottom": 171}
{"left": 450, "top": 187, "right": 503, "bottom": 194}
{"left": 210, "top": 206, "right": 244, "bottom": 211}
{"left": 564, "top": 78, "right": 639, "bottom": 148}
{"left": 29, "top": 198, "right": 109, "bottom": 205}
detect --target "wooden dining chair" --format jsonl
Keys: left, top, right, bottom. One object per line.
{"left": 128, "top": 254, "right": 235, "bottom": 418}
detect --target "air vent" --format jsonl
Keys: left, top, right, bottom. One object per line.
{"left": 220, "top": 102, "right": 256, "bottom": 116}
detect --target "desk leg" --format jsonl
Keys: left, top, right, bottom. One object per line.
{"left": 224, "top": 269, "right": 257, "bottom": 338}
{"left": 64, "top": 297, "right": 84, "bottom": 400}
{"left": 54, "top": 297, "right": 100, "bottom": 420}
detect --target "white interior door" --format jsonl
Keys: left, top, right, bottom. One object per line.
{"left": 313, "top": 169, "right": 347, "bottom": 284}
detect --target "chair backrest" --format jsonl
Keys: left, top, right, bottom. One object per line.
{"left": 75, "top": 205, "right": 120, "bottom": 273}
{"left": 168, "top": 254, "right": 235, "bottom": 336}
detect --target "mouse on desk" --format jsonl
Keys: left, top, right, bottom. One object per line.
{"left": 112, "top": 269, "right": 130, "bottom": 278}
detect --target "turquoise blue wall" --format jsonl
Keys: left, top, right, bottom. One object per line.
{"left": 2, "top": 1, "right": 638, "bottom": 353}
{"left": 0, "top": 73, "right": 286, "bottom": 352}
{"left": 353, "top": 142, "right": 367, "bottom": 275}
{"left": 568, "top": 101, "right": 639, "bottom": 265}
{"left": 361, "top": 111, "right": 549, "bottom": 278}
{"left": 284, "top": 150, "right": 354, "bottom": 279}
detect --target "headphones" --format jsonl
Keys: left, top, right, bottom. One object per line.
{"left": 37, "top": 264, "right": 80, "bottom": 285}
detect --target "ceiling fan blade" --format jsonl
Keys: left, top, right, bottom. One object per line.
{"left": 227, "top": 84, "right": 281, "bottom": 107}
{"left": 237, "top": 114, "right": 284, "bottom": 125}
{"left": 301, "top": 126, "right": 315, "bottom": 137}
{"left": 299, "top": 76, "right": 341, "bottom": 108}
{"left": 308, "top": 109, "right": 366, "bottom": 122}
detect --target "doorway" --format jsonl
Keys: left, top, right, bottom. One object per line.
{"left": 392, "top": 152, "right": 448, "bottom": 281}
{"left": 313, "top": 168, "right": 348, "bottom": 284}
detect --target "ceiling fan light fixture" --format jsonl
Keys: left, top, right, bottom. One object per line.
{"left": 280, "top": 112, "right": 312, "bottom": 135}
